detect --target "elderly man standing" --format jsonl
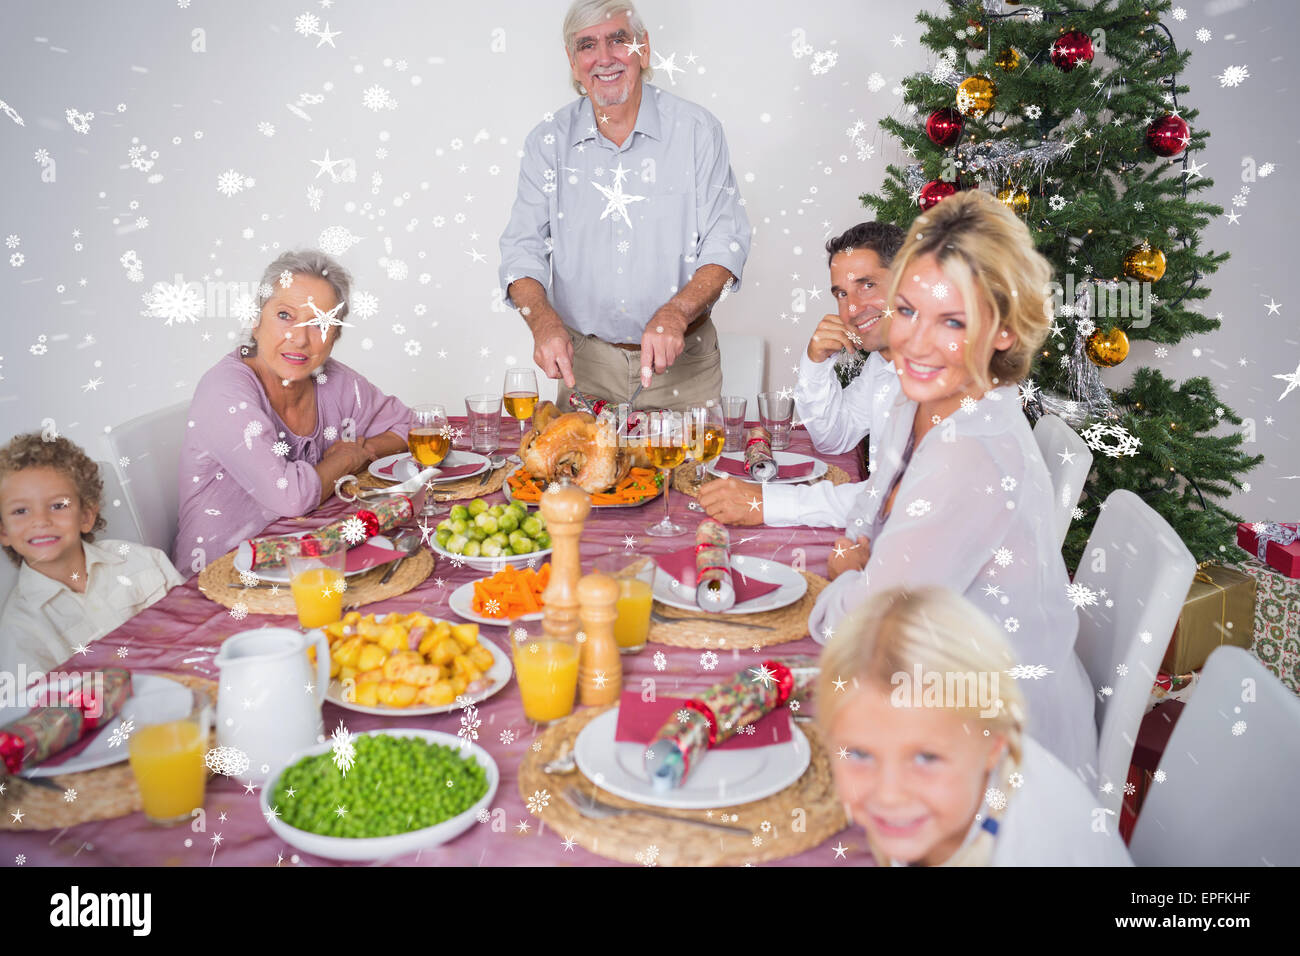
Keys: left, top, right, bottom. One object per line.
{"left": 499, "top": 0, "right": 751, "bottom": 412}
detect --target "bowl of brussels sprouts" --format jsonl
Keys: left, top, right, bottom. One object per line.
{"left": 430, "top": 498, "right": 553, "bottom": 571}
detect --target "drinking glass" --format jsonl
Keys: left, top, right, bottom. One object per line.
{"left": 592, "top": 554, "right": 655, "bottom": 655}
{"left": 686, "top": 402, "right": 727, "bottom": 481}
{"left": 757, "top": 392, "right": 795, "bottom": 451}
{"left": 503, "top": 368, "right": 540, "bottom": 439}
{"left": 721, "top": 396, "right": 748, "bottom": 453}
{"left": 510, "top": 618, "right": 580, "bottom": 724}
{"left": 409, "top": 403, "right": 450, "bottom": 518}
{"left": 286, "top": 537, "right": 347, "bottom": 629}
{"left": 645, "top": 409, "right": 688, "bottom": 537}
{"left": 465, "top": 393, "right": 503, "bottom": 456}
{"left": 124, "top": 685, "right": 211, "bottom": 826}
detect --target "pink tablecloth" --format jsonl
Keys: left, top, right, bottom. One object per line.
{"left": 0, "top": 425, "right": 875, "bottom": 867}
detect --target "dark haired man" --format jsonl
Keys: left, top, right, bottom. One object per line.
{"left": 699, "top": 222, "right": 904, "bottom": 527}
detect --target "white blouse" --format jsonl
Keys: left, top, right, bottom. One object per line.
{"left": 809, "top": 385, "right": 1097, "bottom": 775}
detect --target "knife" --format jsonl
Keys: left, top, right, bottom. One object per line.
{"left": 17, "top": 774, "right": 65, "bottom": 793}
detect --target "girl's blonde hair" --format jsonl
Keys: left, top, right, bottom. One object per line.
{"left": 885, "top": 190, "right": 1053, "bottom": 391}
{"left": 816, "top": 587, "right": 1027, "bottom": 867}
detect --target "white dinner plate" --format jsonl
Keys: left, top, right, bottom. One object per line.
{"left": 324, "top": 637, "right": 512, "bottom": 716}
{"left": 1, "top": 674, "right": 188, "bottom": 779}
{"left": 233, "top": 534, "right": 396, "bottom": 584}
{"left": 368, "top": 450, "right": 490, "bottom": 484}
{"left": 261, "top": 728, "right": 499, "bottom": 861}
{"left": 572, "top": 708, "right": 811, "bottom": 811}
{"left": 651, "top": 554, "right": 807, "bottom": 615}
{"left": 448, "top": 580, "right": 543, "bottom": 627}
{"left": 706, "top": 451, "right": 828, "bottom": 485}
{"left": 431, "top": 539, "right": 553, "bottom": 573}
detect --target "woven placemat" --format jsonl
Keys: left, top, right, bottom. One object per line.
{"left": 518, "top": 704, "right": 847, "bottom": 866}
{"left": 673, "top": 462, "right": 853, "bottom": 498}
{"left": 0, "top": 674, "right": 218, "bottom": 832}
{"left": 355, "top": 462, "right": 508, "bottom": 500}
{"left": 648, "top": 568, "right": 827, "bottom": 649}
{"left": 197, "top": 547, "right": 435, "bottom": 615}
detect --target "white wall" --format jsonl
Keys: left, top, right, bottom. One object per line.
{"left": 0, "top": 0, "right": 1294, "bottom": 518}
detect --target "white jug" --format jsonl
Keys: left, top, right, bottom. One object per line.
{"left": 213, "top": 627, "right": 331, "bottom": 773}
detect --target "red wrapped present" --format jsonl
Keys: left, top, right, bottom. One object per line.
{"left": 1237, "top": 522, "right": 1300, "bottom": 579}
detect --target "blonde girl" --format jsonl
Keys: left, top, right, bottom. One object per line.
{"left": 818, "top": 587, "right": 1132, "bottom": 867}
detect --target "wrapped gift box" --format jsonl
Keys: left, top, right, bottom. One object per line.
{"left": 1231, "top": 556, "right": 1300, "bottom": 696}
{"left": 1237, "top": 522, "right": 1300, "bottom": 579}
{"left": 1161, "top": 565, "right": 1257, "bottom": 675}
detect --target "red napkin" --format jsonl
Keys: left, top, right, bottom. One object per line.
{"left": 714, "top": 456, "right": 815, "bottom": 479}
{"left": 614, "top": 691, "right": 792, "bottom": 750}
{"left": 654, "top": 548, "right": 781, "bottom": 606}
{"left": 377, "top": 456, "right": 482, "bottom": 479}
{"left": 345, "top": 541, "right": 403, "bottom": 573}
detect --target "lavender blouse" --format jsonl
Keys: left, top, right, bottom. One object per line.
{"left": 172, "top": 350, "right": 412, "bottom": 575}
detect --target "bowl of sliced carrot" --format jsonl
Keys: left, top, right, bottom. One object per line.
{"left": 448, "top": 563, "right": 551, "bottom": 626}
{"left": 505, "top": 467, "right": 663, "bottom": 508}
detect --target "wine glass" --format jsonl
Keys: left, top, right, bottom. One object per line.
{"left": 503, "top": 368, "right": 540, "bottom": 441}
{"left": 685, "top": 403, "right": 726, "bottom": 513}
{"left": 409, "top": 403, "right": 450, "bottom": 519}
{"left": 645, "top": 410, "right": 688, "bottom": 537}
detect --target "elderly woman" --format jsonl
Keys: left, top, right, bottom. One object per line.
{"left": 172, "top": 250, "right": 410, "bottom": 574}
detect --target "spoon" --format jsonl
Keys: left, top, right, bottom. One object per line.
{"left": 378, "top": 529, "right": 423, "bottom": 585}
{"left": 542, "top": 745, "right": 578, "bottom": 775}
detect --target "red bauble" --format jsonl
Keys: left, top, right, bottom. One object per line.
{"left": 925, "top": 108, "right": 964, "bottom": 147}
{"left": 918, "top": 179, "right": 958, "bottom": 210}
{"left": 1050, "top": 30, "right": 1094, "bottom": 72}
{"left": 1145, "top": 114, "right": 1190, "bottom": 157}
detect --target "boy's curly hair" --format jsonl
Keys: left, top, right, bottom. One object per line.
{"left": 0, "top": 433, "right": 106, "bottom": 566}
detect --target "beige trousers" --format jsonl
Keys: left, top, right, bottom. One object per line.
{"left": 562, "top": 317, "right": 724, "bottom": 413}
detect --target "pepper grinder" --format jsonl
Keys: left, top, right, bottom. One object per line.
{"left": 538, "top": 480, "right": 591, "bottom": 642}
{"left": 577, "top": 572, "right": 622, "bottom": 706}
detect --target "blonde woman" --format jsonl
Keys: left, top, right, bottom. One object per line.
{"left": 808, "top": 190, "right": 1095, "bottom": 774}
{"left": 818, "top": 587, "right": 1132, "bottom": 867}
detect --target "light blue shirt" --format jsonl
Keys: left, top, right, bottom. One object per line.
{"left": 498, "top": 84, "right": 751, "bottom": 344}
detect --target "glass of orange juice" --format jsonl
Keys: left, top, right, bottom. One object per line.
{"left": 510, "top": 618, "right": 580, "bottom": 724}
{"left": 123, "top": 685, "right": 211, "bottom": 825}
{"left": 593, "top": 554, "right": 654, "bottom": 654}
{"left": 286, "top": 537, "right": 347, "bottom": 629}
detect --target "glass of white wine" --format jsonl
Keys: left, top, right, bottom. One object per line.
{"left": 685, "top": 403, "right": 726, "bottom": 513}
{"left": 409, "top": 403, "right": 450, "bottom": 518}
{"left": 503, "top": 368, "right": 539, "bottom": 441}
{"left": 645, "top": 410, "right": 688, "bottom": 537}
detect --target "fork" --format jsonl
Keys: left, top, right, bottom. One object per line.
{"left": 650, "top": 609, "right": 776, "bottom": 631}
{"left": 563, "top": 786, "right": 750, "bottom": 836}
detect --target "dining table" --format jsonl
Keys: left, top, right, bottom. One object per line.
{"left": 0, "top": 419, "right": 876, "bottom": 867}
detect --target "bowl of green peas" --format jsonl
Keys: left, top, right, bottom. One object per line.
{"left": 260, "top": 728, "right": 498, "bottom": 861}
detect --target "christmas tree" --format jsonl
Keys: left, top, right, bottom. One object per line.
{"left": 861, "top": 0, "right": 1261, "bottom": 567}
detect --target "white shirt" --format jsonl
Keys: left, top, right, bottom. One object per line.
{"left": 763, "top": 351, "right": 897, "bottom": 528}
{"left": 888, "top": 737, "right": 1133, "bottom": 867}
{"left": 0, "top": 539, "right": 184, "bottom": 676}
{"left": 809, "top": 386, "right": 1097, "bottom": 775}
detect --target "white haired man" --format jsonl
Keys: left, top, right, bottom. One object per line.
{"left": 499, "top": 0, "right": 751, "bottom": 411}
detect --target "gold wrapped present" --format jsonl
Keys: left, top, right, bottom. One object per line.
{"left": 1161, "top": 565, "right": 1257, "bottom": 674}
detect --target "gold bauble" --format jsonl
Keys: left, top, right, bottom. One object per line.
{"left": 1085, "top": 328, "right": 1130, "bottom": 368}
{"left": 997, "top": 188, "right": 1029, "bottom": 212}
{"left": 995, "top": 47, "right": 1022, "bottom": 71}
{"left": 956, "top": 75, "right": 998, "bottom": 118}
{"left": 1123, "top": 244, "right": 1167, "bottom": 282}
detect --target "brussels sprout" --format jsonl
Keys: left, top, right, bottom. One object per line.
{"left": 434, "top": 528, "right": 453, "bottom": 548}
{"left": 489, "top": 504, "right": 506, "bottom": 518}
{"left": 436, "top": 518, "right": 453, "bottom": 533}
{"left": 509, "top": 531, "right": 534, "bottom": 554}
{"left": 521, "top": 516, "right": 543, "bottom": 537}
{"left": 507, "top": 501, "right": 528, "bottom": 518}
{"left": 464, "top": 539, "right": 482, "bottom": 558}
{"left": 480, "top": 539, "right": 504, "bottom": 558}
{"left": 449, "top": 518, "right": 469, "bottom": 536}
{"left": 449, "top": 504, "right": 470, "bottom": 522}
{"left": 445, "top": 534, "right": 469, "bottom": 555}
{"left": 474, "top": 513, "right": 499, "bottom": 534}
{"left": 466, "top": 526, "right": 486, "bottom": 543}
{"left": 498, "top": 512, "right": 520, "bottom": 534}
{"left": 533, "top": 530, "right": 551, "bottom": 550}
{"left": 501, "top": 546, "right": 515, "bottom": 557}
{"left": 468, "top": 498, "right": 490, "bottom": 517}
{"left": 490, "top": 532, "right": 510, "bottom": 547}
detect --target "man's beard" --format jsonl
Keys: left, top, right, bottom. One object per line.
{"left": 591, "top": 80, "right": 631, "bottom": 107}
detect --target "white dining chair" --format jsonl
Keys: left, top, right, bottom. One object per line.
{"left": 96, "top": 460, "right": 146, "bottom": 546}
{"left": 1033, "top": 414, "right": 1093, "bottom": 548}
{"left": 717, "top": 331, "right": 765, "bottom": 402}
{"left": 1129, "top": 646, "right": 1300, "bottom": 865}
{"left": 103, "top": 401, "right": 190, "bottom": 556}
{"left": 1072, "top": 490, "right": 1195, "bottom": 816}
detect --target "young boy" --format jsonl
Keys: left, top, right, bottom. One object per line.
{"left": 0, "top": 433, "right": 184, "bottom": 676}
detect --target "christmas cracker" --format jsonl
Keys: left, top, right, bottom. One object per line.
{"left": 694, "top": 518, "right": 735, "bottom": 611}
{"left": 643, "top": 657, "right": 818, "bottom": 791}
{"left": 744, "top": 426, "right": 778, "bottom": 482}
{"left": 247, "top": 495, "right": 412, "bottom": 570}
{"left": 0, "top": 669, "right": 132, "bottom": 777}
